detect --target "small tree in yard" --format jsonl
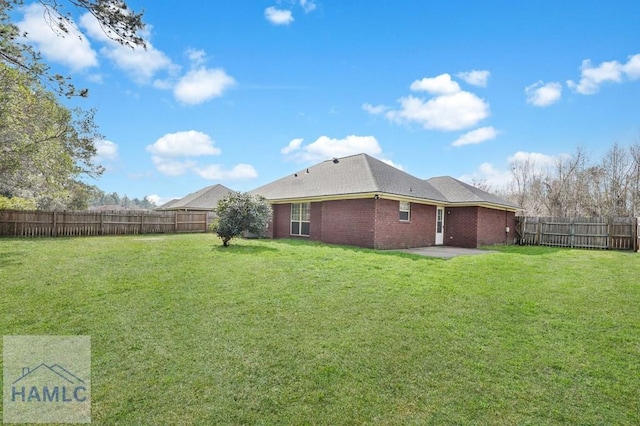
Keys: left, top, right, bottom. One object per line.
{"left": 210, "top": 192, "right": 272, "bottom": 247}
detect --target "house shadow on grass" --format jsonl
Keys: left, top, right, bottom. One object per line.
{"left": 488, "top": 245, "right": 564, "bottom": 256}
{"left": 263, "top": 238, "right": 447, "bottom": 261}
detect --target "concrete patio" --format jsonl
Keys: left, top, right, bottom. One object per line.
{"left": 393, "top": 246, "right": 497, "bottom": 259}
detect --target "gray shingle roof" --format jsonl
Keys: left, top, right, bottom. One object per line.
{"left": 426, "top": 176, "right": 519, "bottom": 208}
{"left": 156, "top": 184, "right": 234, "bottom": 210}
{"left": 251, "top": 153, "right": 518, "bottom": 209}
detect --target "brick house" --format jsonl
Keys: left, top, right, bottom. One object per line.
{"left": 251, "top": 153, "right": 519, "bottom": 249}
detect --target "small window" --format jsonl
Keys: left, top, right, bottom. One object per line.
{"left": 399, "top": 201, "right": 410, "bottom": 221}
{"left": 291, "top": 203, "right": 310, "bottom": 236}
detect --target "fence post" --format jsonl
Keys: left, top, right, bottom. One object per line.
{"left": 174, "top": 211, "right": 179, "bottom": 233}
{"left": 607, "top": 217, "right": 613, "bottom": 250}
{"left": 536, "top": 218, "right": 542, "bottom": 245}
{"left": 570, "top": 218, "right": 575, "bottom": 248}
{"left": 52, "top": 211, "right": 57, "bottom": 237}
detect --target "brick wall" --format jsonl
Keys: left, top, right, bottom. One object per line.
{"left": 444, "top": 206, "right": 479, "bottom": 248}
{"left": 309, "top": 202, "right": 322, "bottom": 240}
{"left": 373, "top": 199, "right": 436, "bottom": 249}
{"left": 271, "top": 204, "right": 291, "bottom": 238}
{"left": 270, "top": 200, "right": 516, "bottom": 249}
{"left": 477, "top": 207, "right": 516, "bottom": 246}
{"left": 319, "top": 199, "right": 376, "bottom": 247}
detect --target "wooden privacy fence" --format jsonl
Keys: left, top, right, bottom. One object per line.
{"left": 0, "top": 210, "right": 213, "bottom": 237}
{"left": 516, "top": 216, "right": 639, "bottom": 251}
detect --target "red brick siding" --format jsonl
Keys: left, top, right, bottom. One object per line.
{"left": 269, "top": 200, "right": 516, "bottom": 249}
{"left": 373, "top": 200, "right": 436, "bottom": 249}
{"left": 271, "top": 204, "right": 291, "bottom": 238}
{"left": 319, "top": 199, "right": 375, "bottom": 247}
{"left": 309, "top": 202, "right": 322, "bottom": 240}
{"left": 444, "top": 207, "right": 479, "bottom": 248}
{"left": 477, "top": 207, "right": 516, "bottom": 246}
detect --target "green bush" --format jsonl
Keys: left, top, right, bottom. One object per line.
{"left": 209, "top": 192, "right": 271, "bottom": 246}
{"left": 0, "top": 195, "right": 37, "bottom": 210}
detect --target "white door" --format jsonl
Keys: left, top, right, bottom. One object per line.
{"left": 435, "top": 207, "right": 444, "bottom": 245}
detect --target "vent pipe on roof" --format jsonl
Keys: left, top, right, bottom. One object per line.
{"left": 332, "top": 158, "right": 339, "bottom": 164}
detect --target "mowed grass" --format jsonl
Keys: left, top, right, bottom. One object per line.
{"left": 1, "top": 234, "right": 639, "bottom": 425}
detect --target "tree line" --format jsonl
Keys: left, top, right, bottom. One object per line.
{"left": 89, "top": 191, "right": 156, "bottom": 210}
{"left": 505, "top": 141, "right": 640, "bottom": 217}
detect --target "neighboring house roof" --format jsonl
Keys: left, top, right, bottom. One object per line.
{"left": 156, "top": 184, "right": 235, "bottom": 211}
{"left": 156, "top": 199, "right": 180, "bottom": 209}
{"left": 252, "top": 153, "right": 518, "bottom": 210}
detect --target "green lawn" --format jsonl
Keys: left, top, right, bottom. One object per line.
{"left": 1, "top": 234, "right": 639, "bottom": 425}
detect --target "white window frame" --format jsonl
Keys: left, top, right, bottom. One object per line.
{"left": 290, "top": 202, "right": 310, "bottom": 236}
{"left": 399, "top": 201, "right": 410, "bottom": 222}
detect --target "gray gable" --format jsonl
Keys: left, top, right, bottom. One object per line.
{"left": 252, "top": 154, "right": 446, "bottom": 202}
{"left": 426, "top": 176, "right": 518, "bottom": 208}
{"left": 251, "top": 153, "right": 518, "bottom": 209}
{"left": 157, "top": 184, "right": 235, "bottom": 210}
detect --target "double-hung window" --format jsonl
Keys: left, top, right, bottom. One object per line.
{"left": 399, "top": 201, "right": 410, "bottom": 221}
{"left": 291, "top": 203, "right": 310, "bottom": 236}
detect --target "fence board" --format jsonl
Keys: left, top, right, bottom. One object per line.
{"left": 0, "top": 210, "right": 208, "bottom": 237}
{"left": 516, "top": 216, "right": 638, "bottom": 251}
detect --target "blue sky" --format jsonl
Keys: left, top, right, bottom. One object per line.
{"left": 15, "top": 0, "right": 640, "bottom": 204}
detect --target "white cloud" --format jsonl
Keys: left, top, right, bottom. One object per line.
{"left": 151, "top": 156, "right": 197, "bottom": 177}
{"left": 194, "top": 164, "right": 258, "bottom": 180}
{"left": 300, "top": 0, "right": 317, "bottom": 13}
{"left": 460, "top": 150, "right": 576, "bottom": 192}
{"left": 451, "top": 126, "right": 498, "bottom": 147}
{"left": 186, "top": 48, "right": 207, "bottom": 67}
{"left": 94, "top": 140, "right": 119, "bottom": 160}
{"left": 147, "top": 194, "right": 173, "bottom": 206}
{"left": 146, "top": 131, "right": 256, "bottom": 180}
{"left": 362, "top": 103, "right": 389, "bottom": 115}
{"left": 457, "top": 70, "right": 490, "bottom": 87}
{"left": 622, "top": 53, "right": 640, "bottom": 79}
{"left": 507, "top": 151, "right": 563, "bottom": 169}
{"left": 380, "top": 159, "right": 405, "bottom": 171}
{"left": 17, "top": 4, "right": 98, "bottom": 71}
{"left": 525, "top": 81, "right": 562, "bottom": 107}
{"left": 385, "top": 91, "right": 490, "bottom": 131}
{"left": 283, "top": 135, "right": 387, "bottom": 163}
{"left": 265, "top": 7, "right": 294, "bottom": 25}
{"left": 410, "top": 73, "right": 461, "bottom": 95}
{"left": 174, "top": 67, "right": 236, "bottom": 105}
{"left": 80, "top": 12, "right": 175, "bottom": 84}
{"left": 378, "top": 73, "right": 490, "bottom": 132}
{"left": 565, "top": 54, "right": 640, "bottom": 95}
{"left": 281, "top": 138, "right": 304, "bottom": 154}
{"left": 459, "top": 162, "right": 513, "bottom": 190}
{"left": 146, "top": 131, "right": 221, "bottom": 157}
{"left": 567, "top": 59, "right": 622, "bottom": 94}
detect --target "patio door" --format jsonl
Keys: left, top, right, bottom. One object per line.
{"left": 435, "top": 207, "right": 444, "bottom": 245}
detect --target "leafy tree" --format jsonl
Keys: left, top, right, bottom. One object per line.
{"left": 210, "top": 192, "right": 272, "bottom": 247}
{"left": 0, "top": 62, "right": 103, "bottom": 209}
{"left": 1, "top": 0, "right": 145, "bottom": 97}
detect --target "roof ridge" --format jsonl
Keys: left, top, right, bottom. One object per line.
{"left": 361, "top": 154, "right": 382, "bottom": 192}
